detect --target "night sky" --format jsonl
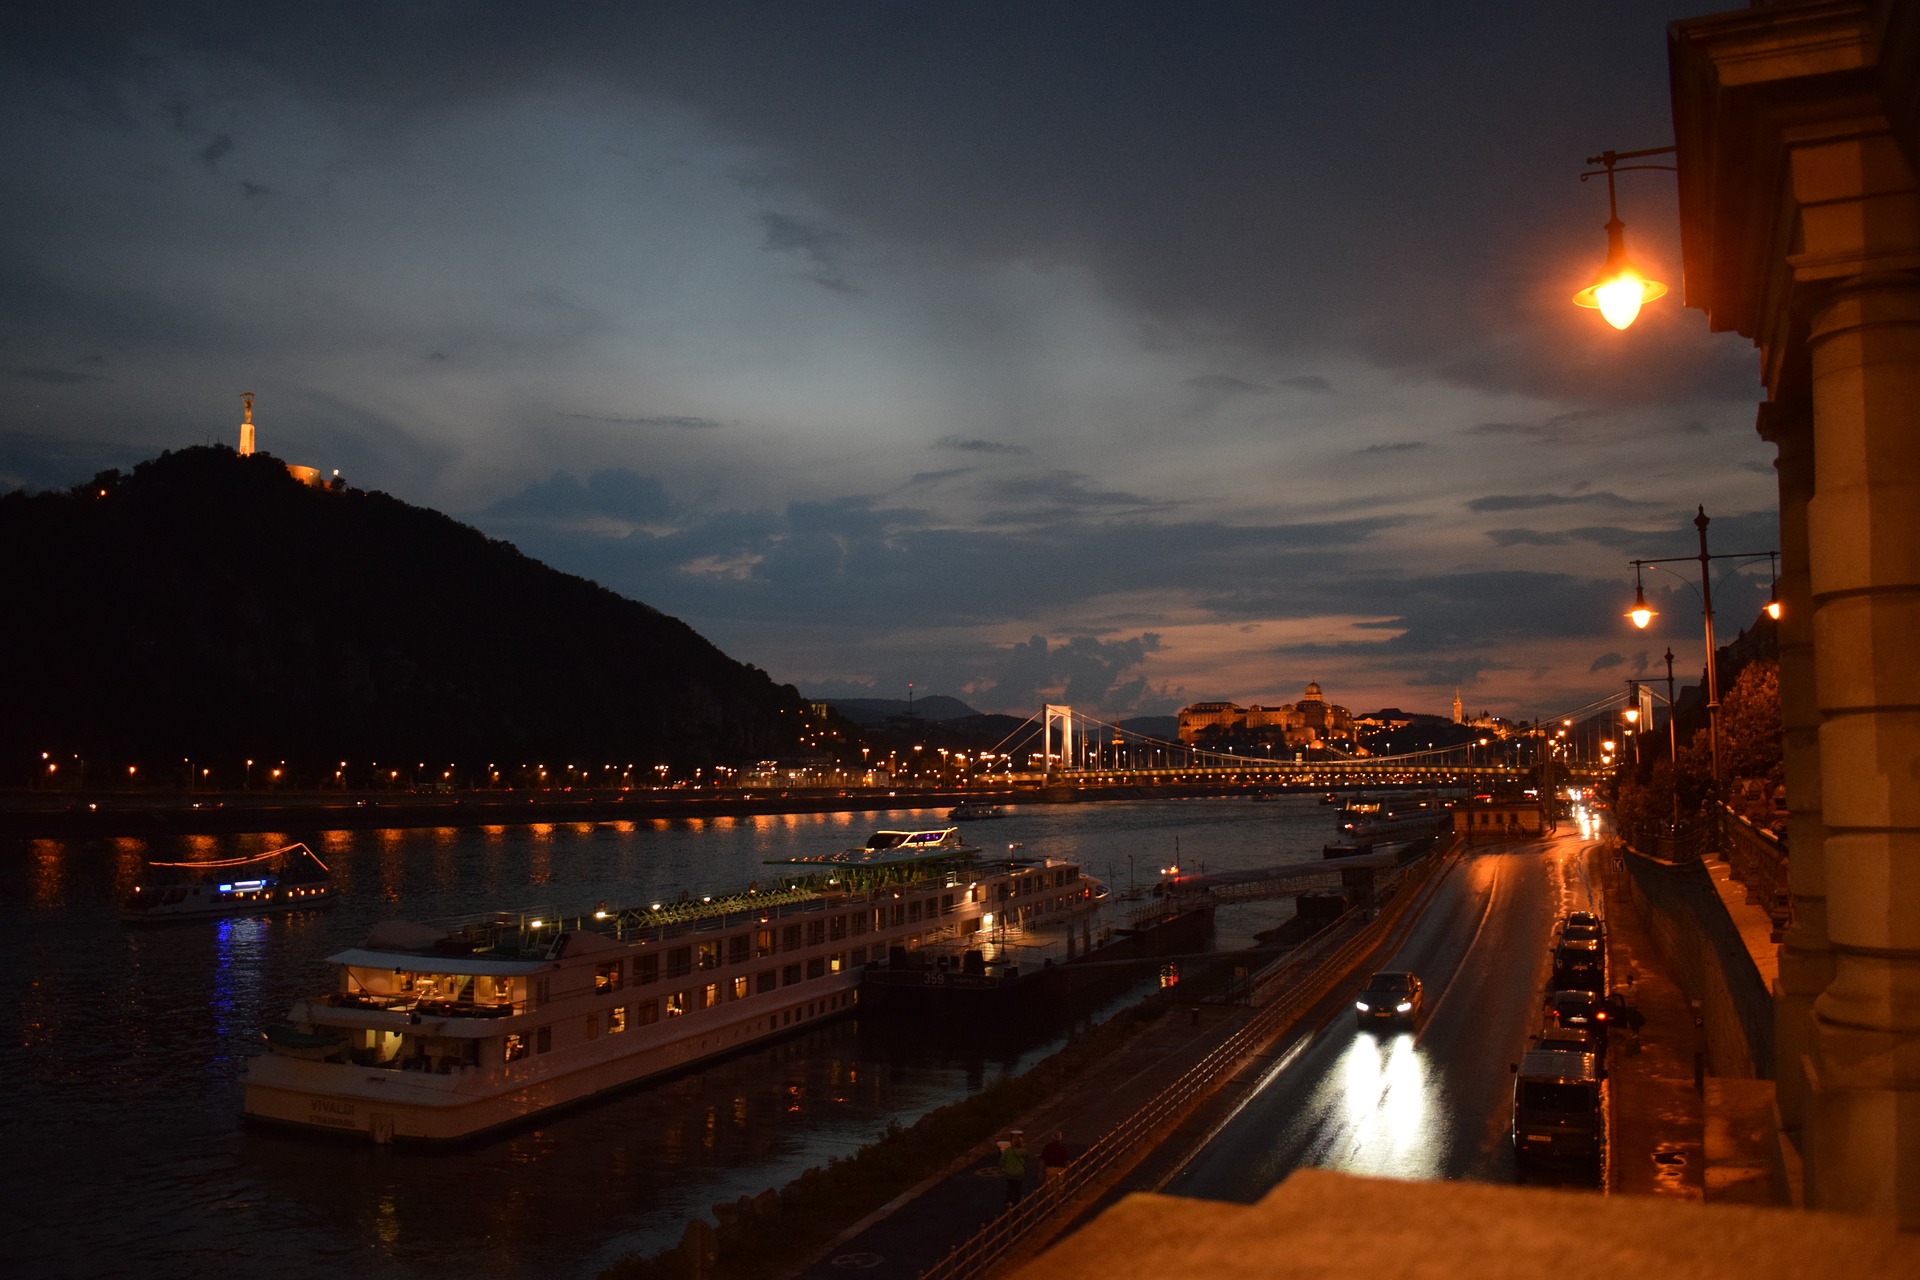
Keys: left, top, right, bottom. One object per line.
{"left": 2, "top": 2, "right": 1780, "bottom": 723}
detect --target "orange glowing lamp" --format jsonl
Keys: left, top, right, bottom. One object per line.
{"left": 1628, "top": 586, "right": 1656, "bottom": 629}
{"left": 1573, "top": 147, "right": 1674, "bottom": 330}
{"left": 1574, "top": 221, "right": 1668, "bottom": 330}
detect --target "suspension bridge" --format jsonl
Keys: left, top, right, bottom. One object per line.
{"left": 961, "top": 703, "right": 1603, "bottom": 790}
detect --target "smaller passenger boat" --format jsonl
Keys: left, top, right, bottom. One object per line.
{"left": 122, "top": 843, "right": 334, "bottom": 923}
{"left": 948, "top": 801, "right": 1008, "bottom": 821}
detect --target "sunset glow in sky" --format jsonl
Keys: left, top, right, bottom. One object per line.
{"left": 2, "top": 3, "right": 1781, "bottom": 721}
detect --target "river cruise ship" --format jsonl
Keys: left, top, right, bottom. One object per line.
{"left": 242, "top": 828, "right": 1103, "bottom": 1143}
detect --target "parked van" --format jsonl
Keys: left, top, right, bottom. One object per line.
{"left": 1511, "top": 1044, "right": 1605, "bottom": 1166}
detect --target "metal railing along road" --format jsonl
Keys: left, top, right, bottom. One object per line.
{"left": 917, "top": 846, "right": 1458, "bottom": 1280}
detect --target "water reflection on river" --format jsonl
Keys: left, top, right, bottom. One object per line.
{"left": 6, "top": 798, "right": 1336, "bottom": 1280}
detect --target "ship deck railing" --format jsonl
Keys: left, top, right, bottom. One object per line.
{"left": 323, "top": 991, "right": 522, "bottom": 1018}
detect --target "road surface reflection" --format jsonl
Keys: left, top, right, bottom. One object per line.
{"left": 1292, "top": 1029, "right": 1443, "bottom": 1181}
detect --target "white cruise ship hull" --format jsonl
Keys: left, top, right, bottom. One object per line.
{"left": 244, "top": 978, "right": 860, "bottom": 1143}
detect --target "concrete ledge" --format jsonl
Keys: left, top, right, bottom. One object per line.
{"left": 1009, "top": 1169, "right": 1914, "bottom": 1280}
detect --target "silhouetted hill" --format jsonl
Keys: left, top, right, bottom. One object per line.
{"left": 1, "top": 447, "right": 807, "bottom": 777}
{"left": 829, "top": 696, "right": 980, "bottom": 725}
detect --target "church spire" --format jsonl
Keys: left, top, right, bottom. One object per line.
{"left": 1452, "top": 687, "right": 1463, "bottom": 724}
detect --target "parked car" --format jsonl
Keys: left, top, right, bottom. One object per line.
{"left": 1355, "top": 971, "right": 1424, "bottom": 1029}
{"left": 1547, "top": 989, "right": 1610, "bottom": 1047}
{"left": 1551, "top": 938, "right": 1606, "bottom": 994}
{"left": 1557, "top": 910, "right": 1605, "bottom": 944}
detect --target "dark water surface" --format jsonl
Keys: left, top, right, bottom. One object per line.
{"left": 7, "top": 798, "right": 1336, "bottom": 1280}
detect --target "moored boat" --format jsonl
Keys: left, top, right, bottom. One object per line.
{"left": 241, "top": 828, "right": 1103, "bottom": 1144}
{"left": 122, "top": 843, "right": 333, "bottom": 923}
{"left": 948, "top": 801, "right": 1008, "bottom": 821}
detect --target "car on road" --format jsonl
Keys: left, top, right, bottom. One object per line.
{"left": 1557, "top": 911, "right": 1604, "bottom": 943}
{"left": 1547, "top": 989, "right": 1610, "bottom": 1047}
{"left": 1355, "top": 971, "right": 1423, "bottom": 1029}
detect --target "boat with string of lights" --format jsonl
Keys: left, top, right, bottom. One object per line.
{"left": 120, "top": 842, "right": 333, "bottom": 922}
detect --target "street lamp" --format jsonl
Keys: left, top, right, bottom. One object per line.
{"left": 1626, "top": 508, "right": 1776, "bottom": 784}
{"left": 1572, "top": 147, "right": 1675, "bottom": 330}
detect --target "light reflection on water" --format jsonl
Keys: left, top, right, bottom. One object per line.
{"left": 4, "top": 797, "right": 1341, "bottom": 1280}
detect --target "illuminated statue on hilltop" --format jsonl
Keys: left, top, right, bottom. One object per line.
{"left": 239, "top": 391, "right": 256, "bottom": 456}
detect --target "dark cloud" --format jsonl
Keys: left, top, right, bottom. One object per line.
{"left": 1278, "top": 375, "right": 1333, "bottom": 393}
{"left": 564, "top": 413, "right": 721, "bottom": 430}
{"left": 1183, "top": 374, "right": 1266, "bottom": 396}
{"left": 1467, "top": 491, "right": 1646, "bottom": 513}
{"left": 15, "top": 367, "right": 104, "bottom": 385}
{"left": 935, "top": 436, "right": 1027, "bottom": 455}
{"left": 240, "top": 180, "right": 272, "bottom": 198}
{"left": 482, "top": 468, "right": 673, "bottom": 524}
{"left": 1358, "top": 441, "right": 1424, "bottom": 455}
{"left": 1589, "top": 652, "right": 1624, "bottom": 673}
{"left": 758, "top": 212, "right": 859, "bottom": 294}
{"left": 902, "top": 467, "right": 973, "bottom": 488}
{"left": 1486, "top": 528, "right": 1570, "bottom": 546}
{"left": 198, "top": 132, "right": 233, "bottom": 167}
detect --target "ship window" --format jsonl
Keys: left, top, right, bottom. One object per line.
{"left": 728, "top": 934, "right": 751, "bottom": 965}
{"left": 702, "top": 983, "right": 719, "bottom": 1009}
{"left": 585, "top": 1015, "right": 599, "bottom": 1040}
{"left": 850, "top": 912, "right": 869, "bottom": 937}
{"left": 505, "top": 1033, "right": 529, "bottom": 1063}
{"left": 907, "top": 900, "right": 923, "bottom": 923}
{"left": 536, "top": 1027, "right": 552, "bottom": 1054}
{"left": 851, "top": 946, "right": 867, "bottom": 966}
{"left": 595, "top": 961, "right": 624, "bottom": 993}
{"left": 535, "top": 978, "right": 550, "bottom": 1005}
{"left": 806, "top": 958, "right": 825, "bottom": 980}
{"left": 635, "top": 954, "right": 659, "bottom": 985}
{"left": 830, "top": 953, "right": 843, "bottom": 974}
{"left": 782, "top": 924, "right": 802, "bottom": 952}
{"left": 782, "top": 964, "right": 802, "bottom": 987}
{"left": 609, "top": 1006, "right": 627, "bottom": 1033}
{"left": 940, "top": 894, "right": 954, "bottom": 915}
{"left": 635, "top": 1000, "right": 659, "bottom": 1026}
{"left": 829, "top": 914, "right": 847, "bottom": 940}
{"left": 756, "top": 970, "right": 776, "bottom": 994}
{"left": 665, "top": 992, "right": 687, "bottom": 1018}
{"left": 732, "top": 975, "right": 749, "bottom": 1000}
{"left": 667, "top": 947, "right": 692, "bottom": 978}
{"left": 755, "top": 929, "right": 775, "bottom": 958}
{"left": 807, "top": 920, "right": 826, "bottom": 946}
{"left": 698, "top": 941, "right": 721, "bottom": 971}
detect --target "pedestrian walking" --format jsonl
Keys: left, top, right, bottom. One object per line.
{"left": 1041, "top": 1131, "right": 1070, "bottom": 1180}
{"left": 1000, "top": 1131, "right": 1028, "bottom": 1207}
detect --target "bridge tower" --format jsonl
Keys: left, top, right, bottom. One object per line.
{"left": 1043, "top": 705, "right": 1072, "bottom": 778}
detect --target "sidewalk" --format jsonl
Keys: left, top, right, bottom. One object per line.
{"left": 1601, "top": 847, "right": 1706, "bottom": 1201}
{"left": 1601, "top": 843, "right": 1781, "bottom": 1205}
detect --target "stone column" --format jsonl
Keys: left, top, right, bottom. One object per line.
{"left": 1803, "top": 268, "right": 1920, "bottom": 1222}
{"left": 1760, "top": 398, "right": 1832, "bottom": 1142}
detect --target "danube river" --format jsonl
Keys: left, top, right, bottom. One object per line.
{"left": 7, "top": 797, "right": 1341, "bottom": 1280}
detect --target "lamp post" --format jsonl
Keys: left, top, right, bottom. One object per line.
{"left": 1572, "top": 146, "right": 1676, "bottom": 330}
{"left": 1626, "top": 507, "right": 1776, "bottom": 787}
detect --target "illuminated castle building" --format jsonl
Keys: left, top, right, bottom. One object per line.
{"left": 1176, "top": 681, "right": 1354, "bottom": 749}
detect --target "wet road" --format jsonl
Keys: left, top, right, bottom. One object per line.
{"left": 1166, "top": 830, "right": 1604, "bottom": 1198}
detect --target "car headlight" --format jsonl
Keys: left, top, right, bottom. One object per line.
{"left": 1396, "top": 1001, "right": 1413, "bottom": 1013}
{"left": 1355, "top": 1001, "right": 1370, "bottom": 1012}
